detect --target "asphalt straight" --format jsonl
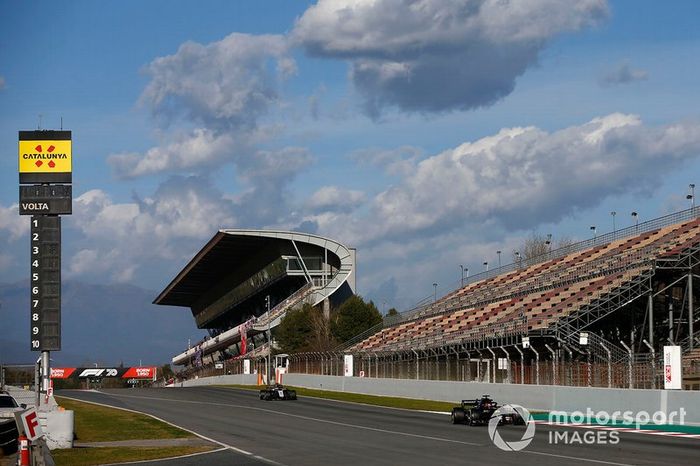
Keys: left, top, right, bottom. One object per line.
{"left": 58, "top": 387, "right": 698, "bottom": 466}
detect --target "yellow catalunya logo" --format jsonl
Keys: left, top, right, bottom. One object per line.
{"left": 19, "top": 140, "right": 72, "bottom": 173}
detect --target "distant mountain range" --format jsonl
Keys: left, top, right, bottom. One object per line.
{"left": 0, "top": 280, "right": 205, "bottom": 367}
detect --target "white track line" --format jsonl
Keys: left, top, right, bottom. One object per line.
{"left": 209, "top": 384, "right": 454, "bottom": 417}
{"left": 521, "top": 450, "right": 635, "bottom": 466}
{"left": 98, "top": 391, "right": 659, "bottom": 465}
{"left": 58, "top": 395, "right": 285, "bottom": 466}
{"left": 534, "top": 421, "right": 700, "bottom": 440}
{"left": 100, "top": 447, "right": 228, "bottom": 466}
{"left": 105, "top": 392, "right": 483, "bottom": 446}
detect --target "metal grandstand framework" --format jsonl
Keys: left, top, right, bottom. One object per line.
{"left": 325, "top": 206, "right": 700, "bottom": 389}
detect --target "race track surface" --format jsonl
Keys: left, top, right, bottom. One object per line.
{"left": 58, "top": 387, "right": 697, "bottom": 466}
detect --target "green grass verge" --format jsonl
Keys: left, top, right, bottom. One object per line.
{"left": 52, "top": 397, "right": 213, "bottom": 466}
{"left": 220, "top": 384, "right": 462, "bottom": 412}
{"left": 55, "top": 397, "right": 193, "bottom": 442}
{"left": 52, "top": 446, "right": 215, "bottom": 466}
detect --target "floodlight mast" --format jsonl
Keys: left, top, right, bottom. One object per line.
{"left": 266, "top": 295, "right": 271, "bottom": 386}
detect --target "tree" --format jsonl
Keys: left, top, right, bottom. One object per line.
{"left": 275, "top": 304, "right": 315, "bottom": 353}
{"left": 160, "top": 364, "right": 174, "bottom": 380}
{"left": 386, "top": 307, "right": 399, "bottom": 317}
{"left": 513, "top": 233, "right": 577, "bottom": 266}
{"left": 331, "top": 295, "right": 383, "bottom": 344}
{"left": 308, "top": 306, "right": 337, "bottom": 351}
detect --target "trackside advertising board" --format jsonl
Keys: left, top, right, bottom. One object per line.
{"left": 344, "top": 354, "right": 353, "bottom": 376}
{"left": 663, "top": 346, "right": 681, "bottom": 390}
{"left": 19, "top": 130, "right": 72, "bottom": 184}
{"left": 51, "top": 367, "right": 157, "bottom": 381}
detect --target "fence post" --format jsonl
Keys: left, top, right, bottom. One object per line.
{"left": 499, "top": 347, "right": 511, "bottom": 383}
{"left": 486, "top": 347, "right": 496, "bottom": 383}
{"left": 544, "top": 344, "right": 556, "bottom": 385}
{"left": 475, "top": 349, "right": 483, "bottom": 382}
{"left": 412, "top": 350, "right": 419, "bottom": 380}
{"left": 642, "top": 339, "right": 655, "bottom": 389}
{"left": 513, "top": 345, "right": 524, "bottom": 384}
{"left": 620, "top": 341, "right": 633, "bottom": 389}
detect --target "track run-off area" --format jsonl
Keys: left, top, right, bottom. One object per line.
{"left": 58, "top": 387, "right": 698, "bottom": 466}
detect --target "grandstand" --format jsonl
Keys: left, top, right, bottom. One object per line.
{"left": 325, "top": 207, "right": 700, "bottom": 389}
{"left": 154, "top": 230, "right": 356, "bottom": 367}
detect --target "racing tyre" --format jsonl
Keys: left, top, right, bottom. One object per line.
{"left": 467, "top": 410, "right": 477, "bottom": 426}
{"left": 451, "top": 408, "right": 466, "bottom": 424}
{"left": 287, "top": 390, "right": 297, "bottom": 400}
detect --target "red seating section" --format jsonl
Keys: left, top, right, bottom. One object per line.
{"left": 351, "top": 218, "right": 700, "bottom": 352}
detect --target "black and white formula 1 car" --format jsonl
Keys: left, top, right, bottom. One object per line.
{"left": 259, "top": 384, "right": 298, "bottom": 401}
{"left": 450, "top": 394, "right": 525, "bottom": 426}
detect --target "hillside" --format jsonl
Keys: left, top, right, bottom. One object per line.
{"left": 0, "top": 280, "right": 205, "bottom": 367}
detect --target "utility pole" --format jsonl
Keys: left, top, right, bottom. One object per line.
{"left": 266, "top": 295, "right": 271, "bottom": 386}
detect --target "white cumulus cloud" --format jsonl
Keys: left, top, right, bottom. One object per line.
{"left": 293, "top": 0, "right": 608, "bottom": 117}
{"left": 109, "top": 129, "right": 236, "bottom": 178}
{"left": 141, "top": 32, "right": 294, "bottom": 131}
{"left": 0, "top": 204, "right": 29, "bottom": 241}
{"left": 307, "top": 186, "right": 367, "bottom": 213}
{"left": 310, "top": 114, "right": 700, "bottom": 249}
{"left": 600, "top": 61, "right": 649, "bottom": 86}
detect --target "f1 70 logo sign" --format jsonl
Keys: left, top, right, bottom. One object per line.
{"left": 79, "top": 368, "right": 118, "bottom": 378}
{"left": 51, "top": 367, "right": 157, "bottom": 380}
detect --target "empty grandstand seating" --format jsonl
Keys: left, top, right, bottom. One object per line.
{"left": 349, "top": 215, "right": 700, "bottom": 353}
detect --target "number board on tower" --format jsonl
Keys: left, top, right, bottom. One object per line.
{"left": 30, "top": 215, "right": 61, "bottom": 351}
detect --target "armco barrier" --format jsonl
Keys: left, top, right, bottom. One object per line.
{"left": 173, "top": 372, "right": 700, "bottom": 425}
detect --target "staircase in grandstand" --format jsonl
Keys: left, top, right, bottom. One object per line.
{"left": 553, "top": 268, "right": 654, "bottom": 350}
{"left": 252, "top": 282, "right": 315, "bottom": 332}
{"left": 245, "top": 341, "right": 271, "bottom": 358}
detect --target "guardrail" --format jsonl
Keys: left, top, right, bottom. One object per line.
{"left": 447, "top": 206, "right": 700, "bottom": 294}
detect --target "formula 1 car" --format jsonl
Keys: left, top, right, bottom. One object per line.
{"left": 450, "top": 394, "right": 524, "bottom": 426}
{"left": 259, "top": 384, "right": 297, "bottom": 401}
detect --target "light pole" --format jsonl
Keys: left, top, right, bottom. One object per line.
{"left": 688, "top": 184, "right": 695, "bottom": 209}
{"left": 460, "top": 265, "right": 464, "bottom": 287}
{"left": 465, "top": 267, "right": 469, "bottom": 279}
{"left": 611, "top": 211, "right": 617, "bottom": 233}
{"left": 514, "top": 251, "right": 522, "bottom": 268}
{"left": 590, "top": 225, "right": 596, "bottom": 240}
{"left": 483, "top": 261, "right": 489, "bottom": 272}
{"left": 432, "top": 283, "right": 438, "bottom": 303}
{"left": 496, "top": 251, "right": 501, "bottom": 268}
{"left": 265, "top": 295, "right": 271, "bottom": 386}
{"left": 545, "top": 234, "right": 552, "bottom": 253}
{"left": 631, "top": 211, "right": 638, "bottom": 232}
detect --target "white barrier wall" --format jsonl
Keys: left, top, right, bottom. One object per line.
{"left": 172, "top": 372, "right": 700, "bottom": 425}
{"left": 281, "top": 374, "right": 700, "bottom": 425}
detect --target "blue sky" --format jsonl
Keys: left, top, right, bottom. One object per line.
{"left": 2, "top": 0, "right": 700, "bottom": 312}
